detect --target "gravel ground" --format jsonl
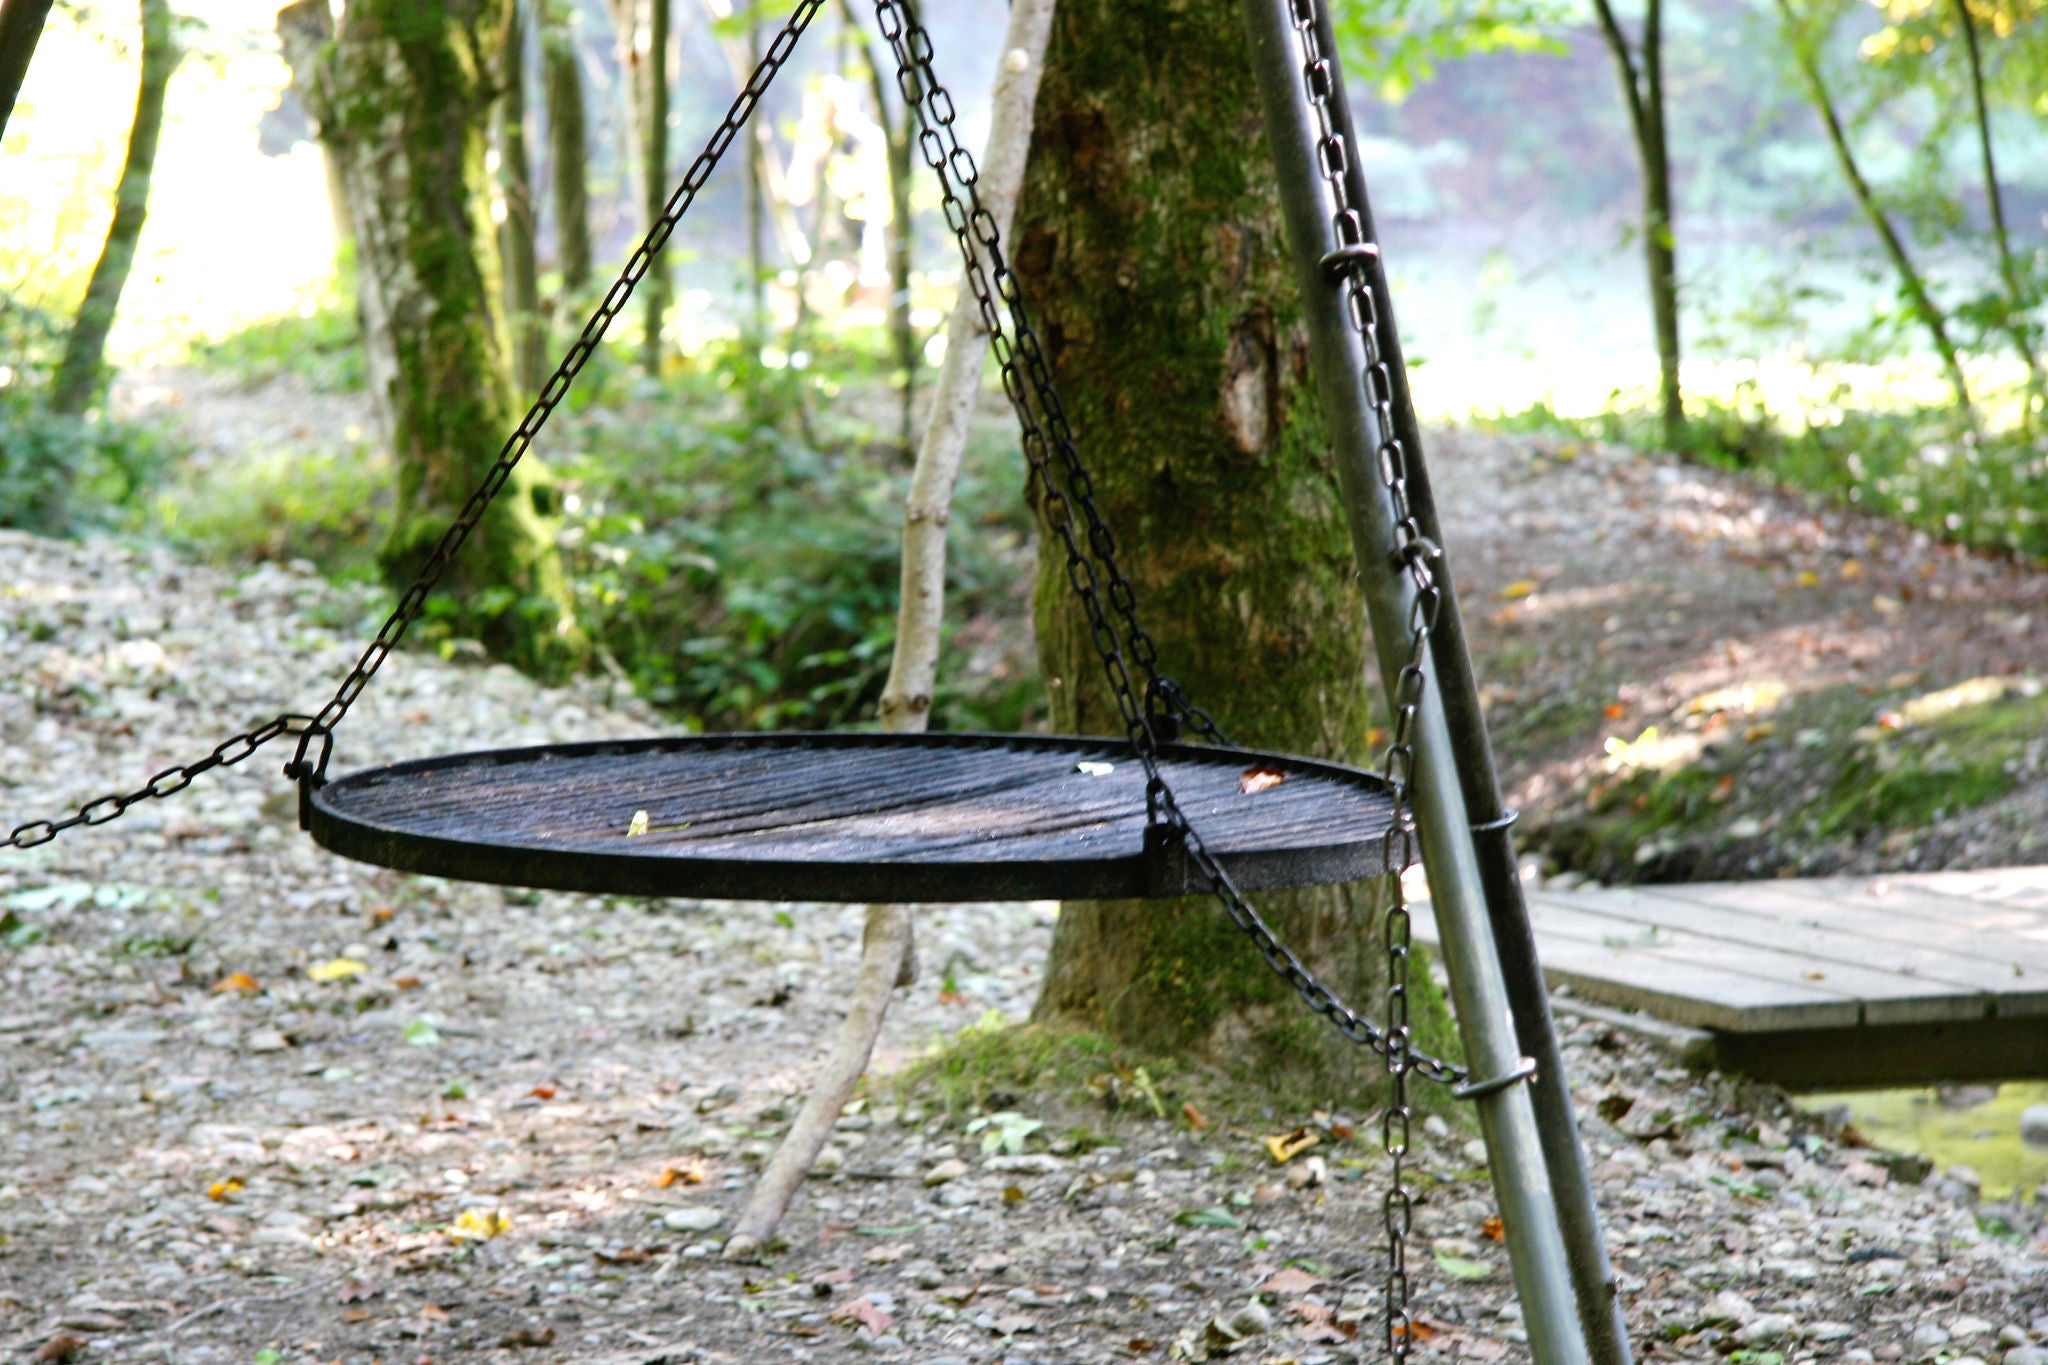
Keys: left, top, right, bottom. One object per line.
{"left": 6, "top": 525, "right": 2048, "bottom": 1365}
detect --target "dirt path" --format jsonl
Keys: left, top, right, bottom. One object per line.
{"left": 1422, "top": 427, "right": 2048, "bottom": 882}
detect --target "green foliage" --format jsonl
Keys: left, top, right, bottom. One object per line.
{"left": 0, "top": 295, "right": 178, "bottom": 534}
{"left": 554, "top": 335, "right": 1039, "bottom": 732}
{"left": 189, "top": 296, "right": 366, "bottom": 394}
{"left": 1332, "top": 0, "right": 1566, "bottom": 101}
{"left": 148, "top": 438, "right": 390, "bottom": 578}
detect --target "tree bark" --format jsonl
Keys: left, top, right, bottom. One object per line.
{"left": 1018, "top": 0, "right": 1453, "bottom": 1104}
{"left": 283, "top": 0, "right": 585, "bottom": 677}
{"left": 1776, "top": 0, "right": 1974, "bottom": 418}
{"left": 1951, "top": 0, "right": 2041, "bottom": 425}
{"left": 642, "top": 0, "right": 670, "bottom": 372}
{"left": 50, "top": 0, "right": 177, "bottom": 417}
{"left": 499, "top": 0, "right": 546, "bottom": 394}
{"left": 542, "top": 0, "right": 593, "bottom": 292}
{"left": 0, "top": 0, "right": 53, "bottom": 143}
{"left": 1588, "top": 0, "right": 1683, "bottom": 449}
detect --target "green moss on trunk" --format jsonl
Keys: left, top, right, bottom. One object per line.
{"left": 1019, "top": 0, "right": 1456, "bottom": 1107}
{"left": 321, "top": 0, "right": 584, "bottom": 677}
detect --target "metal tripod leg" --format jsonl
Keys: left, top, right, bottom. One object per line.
{"left": 1299, "top": 10, "right": 1637, "bottom": 1365}
{"left": 1237, "top": 4, "right": 1597, "bottom": 1365}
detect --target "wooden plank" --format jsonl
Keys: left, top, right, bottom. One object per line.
{"left": 1696, "top": 876, "right": 2048, "bottom": 972}
{"left": 1712, "top": 1014, "right": 2048, "bottom": 1090}
{"left": 1552, "top": 884, "right": 2048, "bottom": 1020}
{"left": 1409, "top": 899, "right": 1864, "bottom": 1032}
{"left": 1674, "top": 880, "right": 2048, "bottom": 1016}
{"left": 1517, "top": 893, "right": 1994, "bottom": 1028}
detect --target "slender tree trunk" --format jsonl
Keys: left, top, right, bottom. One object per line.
{"left": 1952, "top": 0, "right": 2041, "bottom": 425}
{"left": 1588, "top": 0, "right": 1682, "bottom": 448}
{"left": 1019, "top": 0, "right": 1455, "bottom": 1103}
{"left": 50, "top": 0, "right": 177, "bottom": 417}
{"left": 1775, "top": 0, "right": 1974, "bottom": 418}
{"left": 499, "top": 0, "right": 546, "bottom": 393}
{"left": 282, "top": 0, "right": 586, "bottom": 677}
{"left": 840, "top": 0, "right": 918, "bottom": 459}
{"left": 543, "top": 0, "right": 593, "bottom": 292}
{"left": 746, "top": 10, "right": 767, "bottom": 340}
{"left": 0, "top": 0, "right": 54, "bottom": 142}
{"left": 723, "top": 0, "right": 1057, "bottom": 1259}
{"left": 641, "top": 0, "right": 670, "bottom": 372}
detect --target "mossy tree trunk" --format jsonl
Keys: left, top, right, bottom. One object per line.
{"left": 50, "top": 0, "right": 177, "bottom": 418}
{"left": 542, "top": 0, "right": 592, "bottom": 293}
{"left": 1018, "top": 0, "right": 1454, "bottom": 1106}
{"left": 497, "top": 0, "right": 545, "bottom": 394}
{"left": 284, "top": 0, "right": 584, "bottom": 676}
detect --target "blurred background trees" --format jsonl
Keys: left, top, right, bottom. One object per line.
{"left": 0, "top": 0, "right": 2041, "bottom": 748}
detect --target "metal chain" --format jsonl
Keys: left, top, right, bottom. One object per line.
{"left": 3, "top": 714, "right": 315, "bottom": 850}
{"left": 1280, "top": 0, "right": 1451, "bottom": 1355}
{"left": 871, "top": 0, "right": 1466, "bottom": 1107}
{"left": 3, "top": 0, "right": 829, "bottom": 851}
{"left": 866, "top": 0, "right": 1224, "bottom": 751}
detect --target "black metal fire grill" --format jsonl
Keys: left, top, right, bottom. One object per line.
{"left": 301, "top": 733, "right": 1400, "bottom": 903}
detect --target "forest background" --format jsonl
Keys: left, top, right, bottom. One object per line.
{"left": 3, "top": 0, "right": 2046, "bottom": 878}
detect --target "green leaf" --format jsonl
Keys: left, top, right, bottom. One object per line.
{"left": 403, "top": 1018, "right": 443, "bottom": 1047}
{"left": 1432, "top": 1250, "right": 1495, "bottom": 1281}
{"left": 1175, "top": 1206, "right": 1243, "bottom": 1229}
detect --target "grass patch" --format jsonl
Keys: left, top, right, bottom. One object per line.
{"left": 189, "top": 294, "right": 365, "bottom": 394}
{"left": 892, "top": 1013, "right": 1134, "bottom": 1118}
{"left": 148, "top": 439, "right": 390, "bottom": 578}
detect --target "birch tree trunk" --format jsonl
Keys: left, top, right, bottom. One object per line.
{"left": 50, "top": 0, "right": 178, "bottom": 417}
{"left": 722, "top": 0, "right": 1056, "bottom": 1259}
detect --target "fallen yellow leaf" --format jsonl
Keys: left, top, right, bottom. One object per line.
{"left": 1501, "top": 579, "right": 1537, "bottom": 600}
{"left": 626, "top": 810, "right": 650, "bottom": 837}
{"left": 1840, "top": 558, "right": 1864, "bottom": 580}
{"left": 1795, "top": 570, "right": 1820, "bottom": 588}
{"left": 211, "top": 972, "right": 259, "bottom": 994}
{"left": 307, "top": 958, "right": 369, "bottom": 984}
{"left": 207, "top": 1177, "right": 244, "bottom": 1202}
{"left": 1264, "top": 1127, "right": 1321, "bottom": 1164}
{"left": 447, "top": 1208, "right": 512, "bottom": 1242}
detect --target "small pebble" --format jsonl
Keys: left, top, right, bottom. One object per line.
{"left": 662, "top": 1205, "right": 722, "bottom": 1233}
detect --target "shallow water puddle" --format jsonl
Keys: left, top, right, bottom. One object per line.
{"left": 1796, "top": 1083, "right": 2048, "bottom": 1200}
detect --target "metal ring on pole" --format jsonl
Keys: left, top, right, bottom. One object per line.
{"left": 1318, "top": 242, "right": 1379, "bottom": 282}
{"left": 1451, "top": 1055, "right": 1539, "bottom": 1102}
{"left": 1471, "top": 809, "right": 1520, "bottom": 835}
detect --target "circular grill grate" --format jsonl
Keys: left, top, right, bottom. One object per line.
{"left": 303, "top": 733, "right": 1400, "bottom": 903}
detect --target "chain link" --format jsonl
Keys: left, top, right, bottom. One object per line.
{"left": 5, "top": 713, "right": 315, "bottom": 850}
{"left": 1279, "top": 0, "right": 1456, "bottom": 1353}
{"left": 4, "top": 0, "right": 829, "bottom": 851}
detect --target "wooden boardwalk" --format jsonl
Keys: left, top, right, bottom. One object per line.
{"left": 1410, "top": 868, "right": 2048, "bottom": 1088}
